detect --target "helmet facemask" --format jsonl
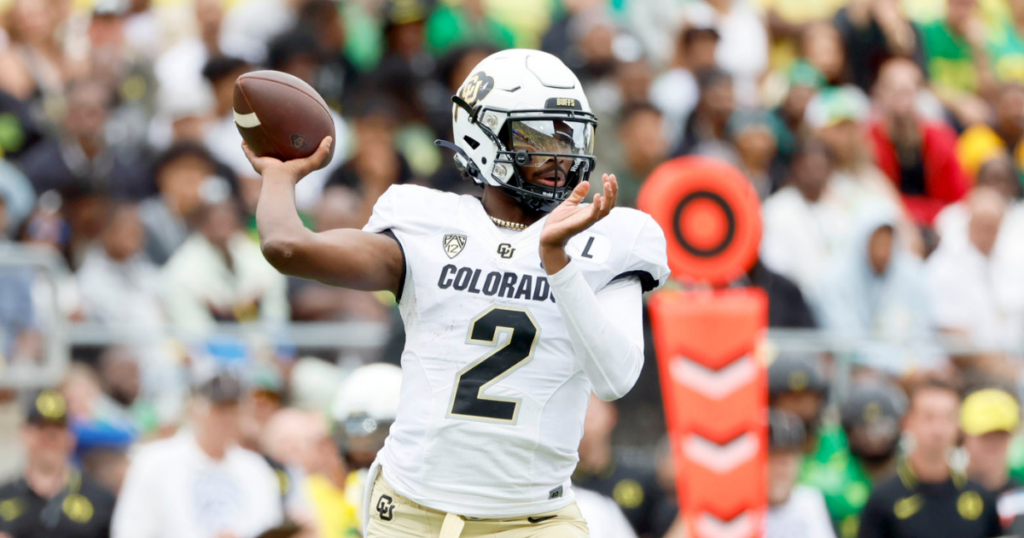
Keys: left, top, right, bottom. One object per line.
{"left": 449, "top": 96, "right": 598, "bottom": 212}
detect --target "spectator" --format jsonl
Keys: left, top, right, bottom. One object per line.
{"left": 934, "top": 155, "right": 1023, "bottom": 245}
{"left": 957, "top": 83, "right": 1024, "bottom": 181}
{"left": 77, "top": 203, "right": 163, "bottom": 330}
{"left": 802, "top": 381, "right": 908, "bottom": 538}
{"left": 161, "top": 197, "right": 288, "bottom": 336}
{"left": 614, "top": 104, "right": 669, "bottom": 208}
{"left": 814, "top": 205, "right": 935, "bottom": 374}
{"left": 324, "top": 95, "right": 414, "bottom": 225}
{"left": 17, "top": 80, "right": 151, "bottom": 201}
{"left": 727, "top": 109, "right": 786, "bottom": 199}
{"left": 771, "top": 61, "right": 827, "bottom": 165}
{"left": 745, "top": 259, "right": 818, "bottom": 328}
{"left": 800, "top": 21, "right": 848, "bottom": 87}
{"left": 112, "top": 371, "right": 283, "bottom": 538}
{"left": 869, "top": 59, "right": 968, "bottom": 225}
{"left": 927, "top": 187, "right": 1024, "bottom": 349}
{"left": 680, "top": 0, "right": 769, "bottom": 107}
{"left": 917, "top": 0, "right": 995, "bottom": 127}
{"left": 857, "top": 379, "right": 1002, "bottom": 538}
{"left": 765, "top": 410, "right": 837, "bottom": 538}
{"left": 0, "top": 0, "right": 82, "bottom": 105}
{"left": 833, "top": 0, "right": 925, "bottom": 92}
{"left": 650, "top": 26, "right": 720, "bottom": 149}
{"left": 0, "top": 188, "right": 40, "bottom": 364}
{"left": 540, "top": 0, "right": 604, "bottom": 65}
{"left": 674, "top": 68, "right": 735, "bottom": 157}
{"left": 0, "top": 389, "right": 116, "bottom": 538}
{"left": 768, "top": 353, "right": 829, "bottom": 451}
{"left": 573, "top": 394, "right": 665, "bottom": 537}
{"left": 140, "top": 143, "right": 221, "bottom": 265}
{"left": 0, "top": 161, "right": 36, "bottom": 237}
{"left": 294, "top": 0, "right": 360, "bottom": 112}
{"left": 988, "top": 0, "right": 1024, "bottom": 85}
{"left": 425, "top": 0, "right": 515, "bottom": 55}
{"left": 961, "top": 388, "right": 1021, "bottom": 494}
{"left": 761, "top": 140, "right": 848, "bottom": 299}
{"left": 809, "top": 84, "right": 928, "bottom": 255}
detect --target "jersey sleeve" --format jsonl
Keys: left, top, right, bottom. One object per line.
{"left": 612, "top": 213, "right": 671, "bottom": 293}
{"left": 363, "top": 184, "right": 455, "bottom": 236}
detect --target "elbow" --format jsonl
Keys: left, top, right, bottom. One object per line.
{"left": 260, "top": 234, "right": 299, "bottom": 271}
{"left": 592, "top": 349, "right": 644, "bottom": 402}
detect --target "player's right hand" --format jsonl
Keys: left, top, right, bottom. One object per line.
{"left": 242, "top": 136, "right": 333, "bottom": 181}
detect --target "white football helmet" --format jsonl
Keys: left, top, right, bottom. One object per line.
{"left": 439, "top": 49, "right": 598, "bottom": 212}
{"left": 331, "top": 363, "right": 402, "bottom": 466}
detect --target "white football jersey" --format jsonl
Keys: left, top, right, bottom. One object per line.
{"left": 364, "top": 184, "right": 669, "bottom": 518}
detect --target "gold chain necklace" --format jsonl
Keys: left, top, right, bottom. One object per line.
{"left": 489, "top": 216, "right": 529, "bottom": 231}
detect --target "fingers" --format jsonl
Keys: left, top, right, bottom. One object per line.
{"left": 566, "top": 180, "right": 590, "bottom": 205}
{"left": 241, "top": 142, "right": 262, "bottom": 173}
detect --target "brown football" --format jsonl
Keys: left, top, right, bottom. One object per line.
{"left": 233, "top": 70, "right": 336, "bottom": 168}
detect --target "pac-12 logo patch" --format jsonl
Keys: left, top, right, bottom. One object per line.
{"left": 444, "top": 234, "right": 467, "bottom": 258}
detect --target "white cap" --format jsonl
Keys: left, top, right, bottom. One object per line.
{"left": 331, "top": 363, "right": 403, "bottom": 422}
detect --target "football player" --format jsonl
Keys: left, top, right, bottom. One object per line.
{"left": 245, "top": 49, "right": 670, "bottom": 538}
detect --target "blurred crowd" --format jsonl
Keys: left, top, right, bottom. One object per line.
{"left": 1, "top": 0, "right": 1024, "bottom": 535}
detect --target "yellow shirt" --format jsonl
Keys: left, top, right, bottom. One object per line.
{"left": 305, "top": 474, "right": 361, "bottom": 538}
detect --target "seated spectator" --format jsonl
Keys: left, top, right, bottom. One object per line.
{"left": 77, "top": 203, "right": 163, "bottom": 331}
{"left": 806, "top": 85, "right": 924, "bottom": 255}
{"left": 927, "top": 187, "right": 1024, "bottom": 349}
{"left": 917, "top": 0, "right": 995, "bottom": 127}
{"left": 869, "top": 59, "right": 968, "bottom": 225}
{"left": 161, "top": 196, "right": 288, "bottom": 336}
{"left": 858, "top": 379, "right": 1002, "bottom": 538}
{"left": 802, "top": 381, "right": 907, "bottom": 538}
{"left": 17, "top": 79, "right": 151, "bottom": 200}
{"left": 833, "top": 0, "right": 925, "bottom": 92}
{"left": 765, "top": 410, "right": 837, "bottom": 537}
{"left": 680, "top": 0, "right": 769, "bottom": 107}
{"left": 112, "top": 370, "right": 283, "bottom": 538}
{"left": 73, "top": 418, "right": 137, "bottom": 495}
{"left": 140, "top": 143, "right": 222, "bottom": 265}
{"left": 957, "top": 83, "right": 1024, "bottom": 180}
{"left": 674, "top": 68, "right": 736, "bottom": 157}
{"left": 800, "top": 21, "right": 848, "bottom": 87}
{"left": 935, "top": 155, "right": 1022, "bottom": 245}
{"left": 292, "top": 0, "right": 361, "bottom": 111}
{"left": 771, "top": 61, "right": 827, "bottom": 165}
{"left": 727, "top": 109, "right": 786, "bottom": 199}
{"left": 961, "top": 388, "right": 1021, "bottom": 494}
{"left": 614, "top": 104, "right": 669, "bottom": 208}
{"left": 987, "top": 0, "right": 1024, "bottom": 85}
{"left": 0, "top": 0, "right": 83, "bottom": 107}
{"left": 650, "top": 26, "right": 720, "bottom": 149}
{"left": 325, "top": 96, "right": 415, "bottom": 226}
{"left": 761, "top": 140, "right": 848, "bottom": 300}
{"left": 814, "top": 205, "right": 935, "bottom": 373}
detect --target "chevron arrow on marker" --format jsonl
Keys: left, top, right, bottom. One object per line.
{"left": 683, "top": 432, "right": 759, "bottom": 474}
{"left": 694, "top": 511, "right": 756, "bottom": 538}
{"left": 670, "top": 355, "right": 758, "bottom": 400}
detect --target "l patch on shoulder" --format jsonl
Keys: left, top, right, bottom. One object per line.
{"left": 444, "top": 234, "right": 467, "bottom": 259}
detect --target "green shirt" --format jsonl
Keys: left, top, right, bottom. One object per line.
{"left": 987, "top": 21, "right": 1024, "bottom": 84}
{"left": 800, "top": 425, "right": 876, "bottom": 538}
{"left": 425, "top": 5, "right": 516, "bottom": 56}
{"left": 918, "top": 20, "right": 980, "bottom": 93}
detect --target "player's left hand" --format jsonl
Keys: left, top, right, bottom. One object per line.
{"left": 539, "top": 174, "right": 617, "bottom": 273}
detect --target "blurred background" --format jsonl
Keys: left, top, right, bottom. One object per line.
{"left": 1, "top": 0, "right": 1024, "bottom": 535}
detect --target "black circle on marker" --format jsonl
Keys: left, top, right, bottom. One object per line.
{"left": 673, "top": 191, "right": 736, "bottom": 258}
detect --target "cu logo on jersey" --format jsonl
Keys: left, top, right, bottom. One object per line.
{"left": 376, "top": 494, "right": 395, "bottom": 521}
{"left": 497, "top": 243, "right": 515, "bottom": 259}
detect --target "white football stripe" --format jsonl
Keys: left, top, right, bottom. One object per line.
{"left": 233, "top": 110, "right": 261, "bottom": 128}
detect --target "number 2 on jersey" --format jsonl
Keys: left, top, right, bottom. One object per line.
{"left": 448, "top": 307, "right": 540, "bottom": 422}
